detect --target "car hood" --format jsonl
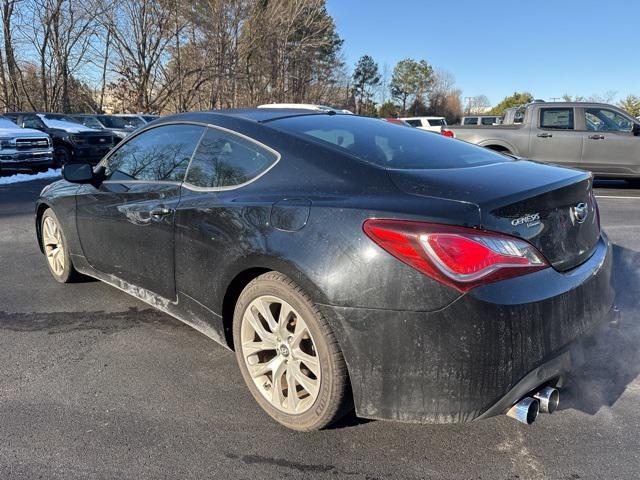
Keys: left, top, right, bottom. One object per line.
{"left": 42, "top": 119, "right": 100, "bottom": 133}
{"left": 0, "top": 126, "right": 47, "bottom": 137}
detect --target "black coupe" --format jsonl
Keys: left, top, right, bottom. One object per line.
{"left": 36, "top": 109, "right": 615, "bottom": 430}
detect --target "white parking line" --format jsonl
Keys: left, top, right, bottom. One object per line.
{"left": 595, "top": 195, "right": 640, "bottom": 199}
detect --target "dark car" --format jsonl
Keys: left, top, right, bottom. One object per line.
{"left": 35, "top": 109, "right": 616, "bottom": 431}
{"left": 6, "top": 113, "right": 114, "bottom": 166}
{"left": 70, "top": 114, "right": 135, "bottom": 143}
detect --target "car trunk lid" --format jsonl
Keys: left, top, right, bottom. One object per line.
{"left": 387, "top": 160, "right": 600, "bottom": 271}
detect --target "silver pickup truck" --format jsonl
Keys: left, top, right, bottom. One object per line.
{"left": 442, "top": 101, "right": 640, "bottom": 183}
{"left": 0, "top": 116, "right": 54, "bottom": 172}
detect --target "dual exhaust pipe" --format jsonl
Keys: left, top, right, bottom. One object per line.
{"left": 506, "top": 386, "right": 559, "bottom": 425}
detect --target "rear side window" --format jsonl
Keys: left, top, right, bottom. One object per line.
{"left": 184, "top": 127, "right": 278, "bottom": 188}
{"left": 540, "top": 108, "right": 574, "bottom": 130}
{"left": 405, "top": 119, "right": 422, "bottom": 127}
{"left": 428, "top": 119, "right": 445, "bottom": 126}
{"left": 270, "top": 114, "right": 509, "bottom": 170}
{"left": 463, "top": 117, "right": 478, "bottom": 125}
{"left": 105, "top": 124, "right": 204, "bottom": 181}
{"left": 481, "top": 117, "right": 497, "bottom": 125}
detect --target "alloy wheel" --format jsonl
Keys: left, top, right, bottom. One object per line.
{"left": 43, "top": 216, "right": 65, "bottom": 276}
{"left": 240, "top": 295, "right": 321, "bottom": 414}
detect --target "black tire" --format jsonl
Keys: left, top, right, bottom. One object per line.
{"left": 53, "top": 146, "right": 71, "bottom": 167}
{"left": 40, "top": 208, "right": 80, "bottom": 283}
{"left": 486, "top": 145, "right": 512, "bottom": 154}
{"left": 233, "top": 272, "right": 351, "bottom": 431}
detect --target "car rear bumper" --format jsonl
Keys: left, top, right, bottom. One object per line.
{"left": 319, "top": 232, "right": 615, "bottom": 424}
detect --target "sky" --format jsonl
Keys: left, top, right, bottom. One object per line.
{"left": 325, "top": 0, "right": 640, "bottom": 106}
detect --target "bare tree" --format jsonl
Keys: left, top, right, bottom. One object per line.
{"left": 467, "top": 94, "right": 491, "bottom": 114}
{"left": 1, "top": 0, "right": 23, "bottom": 109}
{"left": 105, "top": 0, "right": 176, "bottom": 112}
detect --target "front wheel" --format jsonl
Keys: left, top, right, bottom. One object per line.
{"left": 53, "top": 146, "right": 71, "bottom": 167}
{"left": 233, "top": 272, "right": 351, "bottom": 431}
{"left": 41, "top": 209, "right": 80, "bottom": 283}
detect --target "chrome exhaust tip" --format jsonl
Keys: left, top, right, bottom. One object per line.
{"left": 506, "top": 397, "right": 539, "bottom": 425}
{"left": 533, "top": 386, "right": 559, "bottom": 414}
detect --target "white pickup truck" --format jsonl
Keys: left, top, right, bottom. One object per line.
{"left": 0, "top": 117, "right": 53, "bottom": 172}
{"left": 442, "top": 101, "right": 640, "bottom": 184}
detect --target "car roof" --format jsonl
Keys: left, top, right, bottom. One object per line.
{"left": 158, "top": 108, "right": 336, "bottom": 125}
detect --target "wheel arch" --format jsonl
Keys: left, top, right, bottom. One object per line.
{"left": 478, "top": 139, "right": 516, "bottom": 154}
{"left": 35, "top": 201, "right": 52, "bottom": 254}
{"left": 219, "top": 258, "right": 332, "bottom": 351}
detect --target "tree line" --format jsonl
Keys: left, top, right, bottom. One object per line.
{"left": 0, "top": 0, "right": 345, "bottom": 114}
{"left": 1, "top": 0, "right": 639, "bottom": 120}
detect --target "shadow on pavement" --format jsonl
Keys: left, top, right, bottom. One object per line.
{"left": 561, "top": 244, "right": 640, "bottom": 415}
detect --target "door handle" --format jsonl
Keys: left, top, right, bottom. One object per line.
{"left": 149, "top": 206, "right": 173, "bottom": 218}
{"left": 537, "top": 133, "right": 553, "bottom": 138}
{"left": 588, "top": 134, "right": 605, "bottom": 140}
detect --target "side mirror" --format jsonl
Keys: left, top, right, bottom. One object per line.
{"left": 62, "top": 163, "right": 95, "bottom": 184}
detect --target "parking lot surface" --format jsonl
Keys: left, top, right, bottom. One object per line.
{"left": 1, "top": 176, "right": 639, "bottom": 479}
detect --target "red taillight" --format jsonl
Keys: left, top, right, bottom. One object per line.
{"left": 363, "top": 219, "right": 548, "bottom": 292}
{"left": 441, "top": 129, "right": 455, "bottom": 138}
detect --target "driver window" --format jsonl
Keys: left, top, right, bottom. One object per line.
{"left": 585, "top": 108, "right": 633, "bottom": 132}
{"left": 104, "top": 124, "right": 204, "bottom": 182}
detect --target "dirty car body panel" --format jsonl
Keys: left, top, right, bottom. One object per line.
{"left": 36, "top": 110, "right": 615, "bottom": 424}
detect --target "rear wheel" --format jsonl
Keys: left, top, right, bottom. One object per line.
{"left": 233, "top": 272, "right": 351, "bottom": 431}
{"left": 41, "top": 209, "right": 80, "bottom": 283}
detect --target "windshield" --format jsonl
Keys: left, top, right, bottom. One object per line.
{"left": 118, "top": 116, "right": 144, "bottom": 127}
{"left": 270, "top": 115, "right": 510, "bottom": 169}
{"left": 97, "top": 115, "right": 130, "bottom": 128}
{"left": 0, "top": 117, "right": 18, "bottom": 128}
{"left": 78, "top": 116, "right": 103, "bottom": 128}
{"left": 142, "top": 115, "right": 158, "bottom": 122}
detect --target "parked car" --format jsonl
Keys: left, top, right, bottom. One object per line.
{"left": 71, "top": 114, "right": 135, "bottom": 142}
{"left": 5, "top": 112, "right": 115, "bottom": 166}
{"left": 442, "top": 101, "right": 640, "bottom": 184}
{"left": 0, "top": 116, "right": 53, "bottom": 172}
{"left": 400, "top": 116, "right": 447, "bottom": 132}
{"left": 37, "top": 109, "right": 615, "bottom": 431}
{"left": 461, "top": 115, "right": 502, "bottom": 126}
{"left": 115, "top": 114, "right": 159, "bottom": 129}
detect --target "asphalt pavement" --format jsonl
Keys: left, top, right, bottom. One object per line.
{"left": 1, "top": 175, "right": 639, "bottom": 479}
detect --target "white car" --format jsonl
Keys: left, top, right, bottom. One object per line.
{"left": 400, "top": 116, "right": 447, "bottom": 132}
{"left": 461, "top": 115, "right": 502, "bottom": 126}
